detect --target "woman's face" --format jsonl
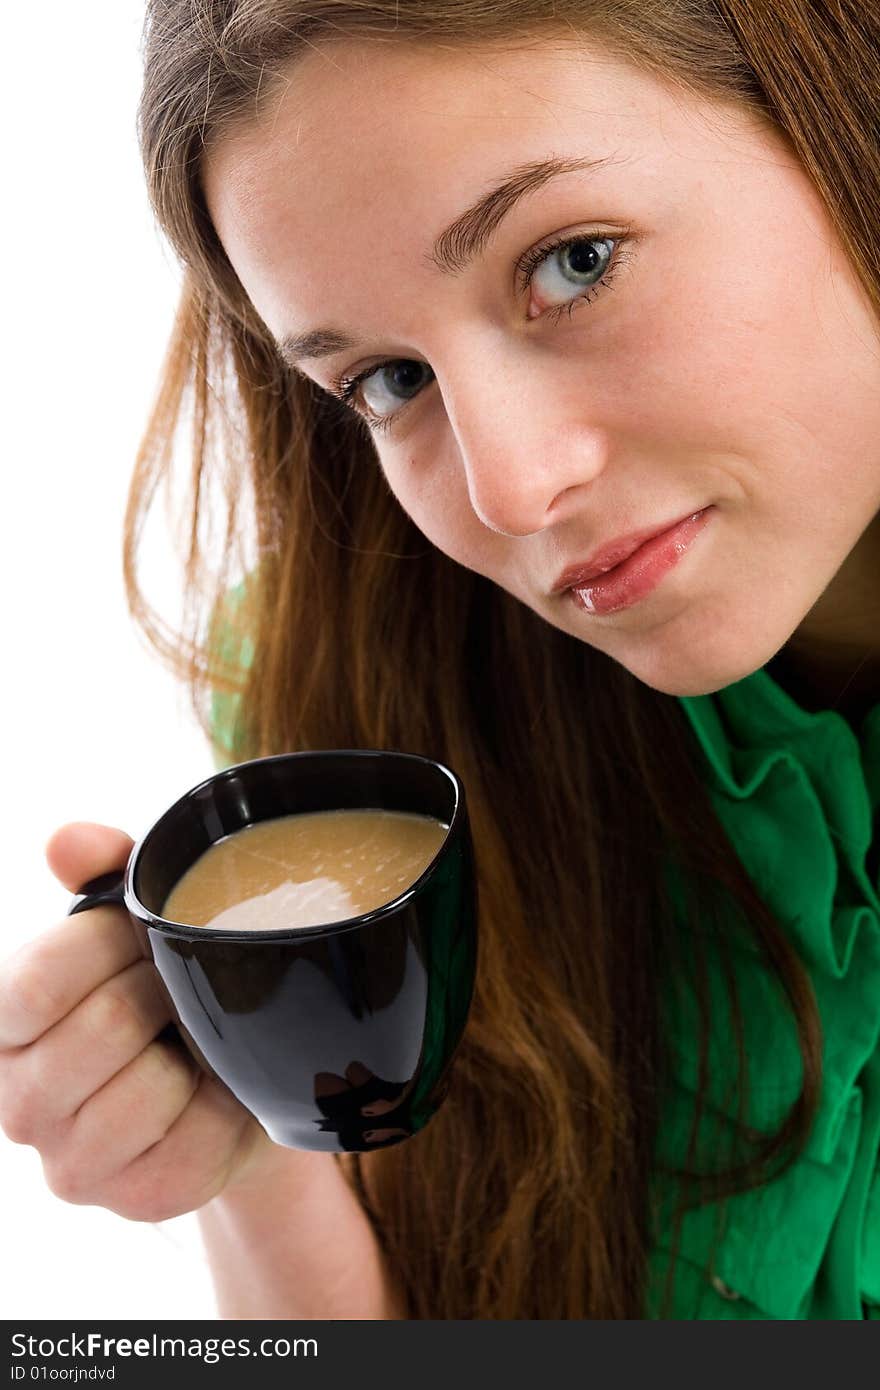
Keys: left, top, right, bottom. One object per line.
{"left": 203, "top": 36, "right": 880, "bottom": 697}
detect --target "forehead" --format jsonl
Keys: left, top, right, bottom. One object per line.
{"left": 201, "top": 35, "right": 763, "bottom": 335}
{"left": 205, "top": 34, "right": 743, "bottom": 204}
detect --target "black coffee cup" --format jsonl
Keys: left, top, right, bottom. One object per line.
{"left": 67, "top": 750, "right": 477, "bottom": 1153}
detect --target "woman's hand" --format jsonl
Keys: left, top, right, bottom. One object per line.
{"left": 0, "top": 822, "right": 281, "bottom": 1223}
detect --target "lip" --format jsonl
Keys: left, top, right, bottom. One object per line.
{"left": 551, "top": 508, "right": 711, "bottom": 594}
{"left": 564, "top": 506, "right": 714, "bottom": 616}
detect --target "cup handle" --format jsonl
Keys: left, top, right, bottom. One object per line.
{"left": 66, "top": 870, "right": 126, "bottom": 918}
{"left": 65, "top": 869, "right": 182, "bottom": 1050}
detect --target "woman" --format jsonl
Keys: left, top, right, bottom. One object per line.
{"left": 2, "top": 0, "right": 879, "bottom": 1319}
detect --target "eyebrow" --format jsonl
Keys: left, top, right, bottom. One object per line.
{"left": 277, "top": 152, "right": 620, "bottom": 369}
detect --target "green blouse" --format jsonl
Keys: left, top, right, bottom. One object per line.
{"left": 209, "top": 603, "right": 880, "bottom": 1319}
{"left": 647, "top": 664, "right": 880, "bottom": 1319}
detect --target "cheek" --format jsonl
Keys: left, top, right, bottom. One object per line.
{"left": 382, "top": 448, "right": 494, "bottom": 574}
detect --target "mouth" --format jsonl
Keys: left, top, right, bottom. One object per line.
{"left": 561, "top": 507, "right": 715, "bottom": 616}
{"left": 551, "top": 508, "right": 711, "bottom": 594}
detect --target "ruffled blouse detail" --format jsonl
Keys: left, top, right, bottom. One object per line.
{"left": 648, "top": 665, "right": 880, "bottom": 1319}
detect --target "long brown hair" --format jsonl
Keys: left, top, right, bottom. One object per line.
{"left": 129, "top": 1, "right": 879, "bottom": 1318}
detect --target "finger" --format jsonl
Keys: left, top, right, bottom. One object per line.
{"left": 67, "top": 1072, "right": 254, "bottom": 1222}
{"left": 363, "top": 1126, "right": 409, "bottom": 1144}
{"left": 345, "top": 1061, "right": 375, "bottom": 1086}
{"left": 0, "top": 906, "right": 144, "bottom": 1050}
{"left": 40, "top": 1034, "right": 203, "bottom": 1196}
{"left": 360, "top": 1097, "right": 401, "bottom": 1117}
{"left": 4, "top": 960, "right": 174, "bottom": 1138}
{"left": 44, "top": 822, "right": 133, "bottom": 895}
{"left": 314, "top": 1071, "right": 350, "bottom": 1096}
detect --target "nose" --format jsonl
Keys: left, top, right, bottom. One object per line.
{"left": 443, "top": 354, "right": 610, "bottom": 538}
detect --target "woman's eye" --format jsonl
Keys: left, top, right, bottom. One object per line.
{"left": 522, "top": 234, "right": 617, "bottom": 313}
{"left": 337, "top": 233, "right": 624, "bottom": 433}
{"left": 356, "top": 360, "right": 436, "bottom": 432}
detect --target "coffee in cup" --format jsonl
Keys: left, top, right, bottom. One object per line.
{"left": 161, "top": 808, "right": 449, "bottom": 933}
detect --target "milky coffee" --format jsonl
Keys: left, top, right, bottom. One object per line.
{"left": 161, "top": 808, "right": 449, "bottom": 932}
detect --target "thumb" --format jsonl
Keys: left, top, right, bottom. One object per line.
{"left": 45, "top": 821, "right": 135, "bottom": 895}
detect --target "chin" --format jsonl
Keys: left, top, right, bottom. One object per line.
{"left": 612, "top": 622, "right": 793, "bottom": 699}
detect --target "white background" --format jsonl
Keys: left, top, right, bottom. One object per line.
{"left": 2, "top": 4, "right": 221, "bottom": 1317}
